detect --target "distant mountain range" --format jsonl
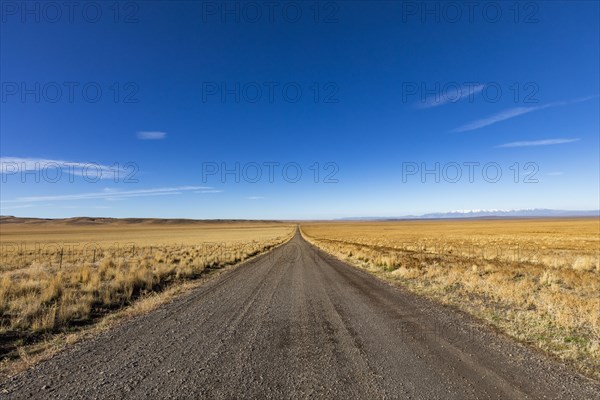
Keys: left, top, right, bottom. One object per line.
{"left": 338, "top": 209, "right": 600, "bottom": 220}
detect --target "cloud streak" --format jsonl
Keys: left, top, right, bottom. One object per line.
{"left": 0, "top": 157, "right": 129, "bottom": 178}
{"left": 2, "top": 186, "right": 212, "bottom": 203}
{"left": 496, "top": 138, "right": 580, "bottom": 148}
{"left": 137, "top": 131, "right": 167, "bottom": 140}
{"left": 452, "top": 105, "right": 549, "bottom": 132}
{"left": 451, "top": 95, "right": 598, "bottom": 133}
{"left": 417, "top": 84, "right": 485, "bottom": 109}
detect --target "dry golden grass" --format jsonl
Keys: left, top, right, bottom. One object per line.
{"left": 300, "top": 218, "right": 600, "bottom": 379}
{"left": 0, "top": 220, "right": 294, "bottom": 359}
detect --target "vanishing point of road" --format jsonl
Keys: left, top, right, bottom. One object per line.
{"left": 2, "top": 232, "right": 599, "bottom": 399}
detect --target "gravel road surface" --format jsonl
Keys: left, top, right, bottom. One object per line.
{"left": 2, "top": 232, "right": 598, "bottom": 399}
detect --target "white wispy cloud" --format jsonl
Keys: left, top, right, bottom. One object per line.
{"left": 451, "top": 95, "right": 598, "bottom": 133}
{"left": 496, "top": 138, "right": 580, "bottom": 148}
{"left": 2, "top": 186, "right": 211, "bottom": 203}
{"left": 246, "top": 196, "right": 264, "bottom": 200}
{"left": 417, "top": 84, "right": 485, "bottom": 109}
{"left": 0, "top": 157, "right": 128, "bottom": 178}
{"left": 194, "top": 190, "right": 223, "bottom": 194}
{"left": 137, "top": 131, "right": 167, "bottom": 140}
{"left": 452, "top": 105, "right": 547, "bottom": 132}
{"left": 59, "top": 205, "right": 113, "bottom": 209}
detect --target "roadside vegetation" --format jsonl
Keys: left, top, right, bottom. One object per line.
{"left": 301, "top": 218, "right": 600, "bottom": 379}
{"left": 0, "top": 219, "right": 294, "bottom": 365}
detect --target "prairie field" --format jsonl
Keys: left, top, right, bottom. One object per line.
{"left": 301, "top": 218, "right": 600, "bottom": 378}
{"left": 0, "top": 218, "right": 294, "bottom": 359}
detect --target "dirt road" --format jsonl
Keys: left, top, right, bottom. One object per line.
{"left": 2, "top": 233, "right": 598, "bottom": 399}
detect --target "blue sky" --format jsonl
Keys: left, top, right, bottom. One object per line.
{"left": 1, "top": 1, "right": 598, "bottom": 219}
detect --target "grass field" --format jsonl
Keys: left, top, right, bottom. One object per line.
{"left": 0, "top": 218, "right": 294, "bottom": 361}
{"left": 2, "top": 217, "right": 598, "bottom": 379}
{"left": 300, "top": 218, "right": 600, "bottom": 378}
